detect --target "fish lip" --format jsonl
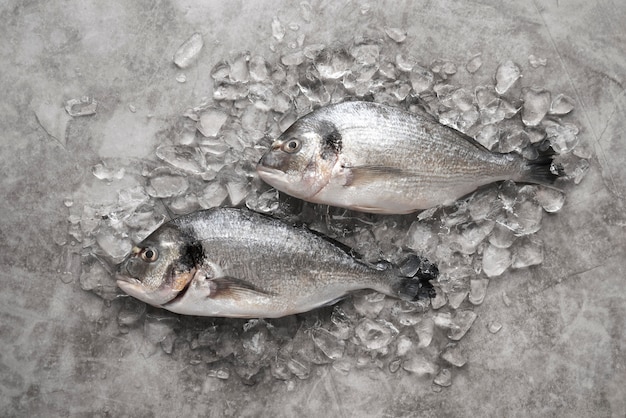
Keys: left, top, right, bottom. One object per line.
{"left": 256, "top": 164, "right": 284, "bottom": 175}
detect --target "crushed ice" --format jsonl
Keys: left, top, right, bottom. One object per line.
{"left": 66, "top": 16, "right": 589, "bottom": 387}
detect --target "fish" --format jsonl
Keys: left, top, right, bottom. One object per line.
{"left": 115, "top": 208, "right": 437, "bottom": 318}
{"left": 256, "top": 100, "right": 560, "bottom": 214}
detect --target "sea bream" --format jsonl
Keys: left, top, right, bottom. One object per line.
{"left": 115, "top": 208, "right": 437, "bottom": 318}
{"left": 257, "top": 100, "right": 560, "bottom": 214}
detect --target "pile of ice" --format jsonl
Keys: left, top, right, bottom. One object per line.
{"left": 68, "top": 16, "right": 589, "bottom": 389}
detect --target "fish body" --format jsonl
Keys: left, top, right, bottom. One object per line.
{"left": 116, "top": 208, "right": 436, "bottom": 318}
{"left": 257, "top": 101, "right": 557, "bottom": 214}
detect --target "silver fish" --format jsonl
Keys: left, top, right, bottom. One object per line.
{"left": 115, "top": 208, "right": 436, "bottom": 318}
{"left": 257, "top": 101, "right": 559, "bottom": 214}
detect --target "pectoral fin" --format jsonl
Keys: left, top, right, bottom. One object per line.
{"left": 210, "top": 277, "right": 276, "bottom": 300}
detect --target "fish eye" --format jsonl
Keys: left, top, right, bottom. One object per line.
{"left": 281, "top": 138, "right": 302, "bottom": 154}
{"left": 140, "top": 247, "right": 159, "bottom": 263}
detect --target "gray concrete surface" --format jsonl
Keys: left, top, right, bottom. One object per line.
{"left": 1, "top": 0, "right": 625, "bottom": 417}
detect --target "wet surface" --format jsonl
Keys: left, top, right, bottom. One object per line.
{"left": 1, "top": 0, "right": 626, "bottom": 416}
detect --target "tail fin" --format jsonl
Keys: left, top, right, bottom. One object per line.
{"left": 393, "top": 254, "right": 438, "bottom": 301}
{"left": 522, "top": 144, "right": 565, "bottom": 186}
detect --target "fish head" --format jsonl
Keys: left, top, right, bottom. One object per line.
{"left": 256, "top": 117, "right": 341, "bottom": 199}
{"left": 115, "top": 224, "right": 199, "bottom": 307}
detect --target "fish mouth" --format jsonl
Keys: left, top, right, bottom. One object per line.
{"left": 256, "top": 164, "right": 284, "bottom": 176}
{"left": 116, "top": 277, "right": 143, "bottom": 296}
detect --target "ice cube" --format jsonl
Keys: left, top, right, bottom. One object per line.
{"left": 430, "top": 288, "right": 447, "bottom": 310}
{"left": 271, "top": 17, "right": 286, "bottom": 41}
{"left": 489, "top": 223, "right": 516, "bottom": 249}
{"left": 281, "top": 51, "right": 304, "bottom": 66}
{"left": 441, "top": 344, "right": 467, "bottom": 367}
{"left": 474, "top": 124, "right": 499, "bottom": 150}
{"left": 146, "top": 175, "right": 189, "bottom": 198}
{"left": 402, "top": 354, "right": 438, "bottom": 376}
{"left": 466, "top": 54, "right": 482, "bottom": 74}
{"left": 521, "top": 87, "right": 551, "bottom": 126}
{"left": 549, "top": 93, "right": 575, "bottom": 115}
{"left": 300, "top": 1, "right": 312, "bottom": 21}
{"left": 92, "top": 162, "right": 125, "bottom": 182}
{"left": 415, "top": 317, "right": 435, "bottom": 347}
{"left": 303, "top": 43, "right": 326, "bottom": 60}
{"left": 468, "top": 189, "right": 500, "bottom": 221}
{"left": 450, "top": 88, "right": 474, "bottom": 112}
{"left": 498, "top": 128, "right": 529, "bottom": 154}
{"left": 455, "top": 221, "right": 495, "bottom": 254}
{"left": 494, "top": 61, "right": 521, "bottom": 95}
{"left": 197, "top": 108, "right": 229, "bottom": 138}
{"left": 241, "top": 106, "right": 269, "bottom": 140}
{"left": 469, "top": 278, "right": 489, "bottom": 305}
{"left": 355, "top": 318, "right": 396, "bottom": 351}
{"left": 512, "top": 237, "right": 544, "bottom": 268}
{"left": 475, "top": 85, "right": 499, "bottom": 109}
{"left": 448, "top": 310, "right": 477, "bottom": 340}
{"left": 245, "top": 189, "right": 280, "bottom": 213}
{"left": 224, "top": 177, "right": 250, "bottom": 206}
{"left": 502, "top": 200, "right": 543, "bottom": 236}
{"left": 480, "top": 102, "right": 506, "bottom": 125}
{"left": 34, "top": 99, "right": 71, "bottom": 145}
{"left": 528, "top": 54, "right": 547, "bottom": 68}
{"left": 447, "top": 290, "right": 468, "bottom": 309}
{"left": 353, "top": 292, "right": 386, "bottom": 318}
{"left": 213, "top": 83, "right": 249, "bottom": 101}
{"left": 197, "top": 182, "right": 228, "bottom": 209}
{"left": 545, "top": 121, "right": 579, "bottom": 153}
{"left": 144, "top": 315, "right": 177, "bottom": 345}
{"left": 434, "top": 368, "right": 452, "bottom": 387}
{"left": 173, "top": 33, "right": 203, "bottom": 69}
{"left": 385, "top": 27, "right": 407, "bottom": 43}
{"left": 228, "top": 52, "right": 250, "bottom": 83}
{"left": 155, "top": 145, "right": 206, "bottom": 174}
{"left": 117, "top": 298, "right": 146, "bottom": 327}
{"left": 487, "top": 321, "right": 503, "bottom": 334}
{"left": 316, "top": 49, "right": 352, "bottom": 80}
{"left": 393, "top": 308, "right": 423, "bottom": 327}
{"left": 79, "top": 257, "right": 116, "bottom": 295}
{"left": 482, "top": 244, "right": 511, "bottom": 277}
{"left": 298, "top": 78, "right": 330, "bottom": 105}
{"left": 534, "top": 187, "right": 565, "bottom": 213}
{"left": 208, "top": 368, "right": 230, "bottom": 380}
{"left": 248, "top": 55, "right": 269, "bottom": 82}
{"left": 95, "top": 228, "right": 132, "bottom": 263}
{"left": 395, "top": 335, "right": 414, "bottom": 357}
{"left": 65, "top": 96, "right": 98, "bottom": 117}
{"left": 311, "top": 327, "right": 345, "bottom": 360}
{"left": 442, "top": 62, "right": 457, "bottom": 76}
{"left": 350, "top": 44, "right": 380, "bottom": 66}
{"left": 396, "top": 54, "right": 417, "bottom": 72}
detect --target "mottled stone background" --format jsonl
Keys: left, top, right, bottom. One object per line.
{"left": 1, "top": 0, "right": 624, "bottom": 416}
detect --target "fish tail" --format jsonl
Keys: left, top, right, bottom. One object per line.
{"left": 520, "top": 146, "right": 564, "bottom": 185}
{"left": 391, "top": 254, "right": 438, "bottom": 301}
